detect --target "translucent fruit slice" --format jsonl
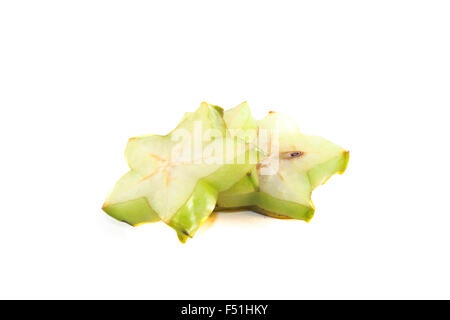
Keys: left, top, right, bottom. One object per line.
{"left": 216, "top": 111, "right": 349, "bottom": 221}
{"left": 103, "top": 102, "right": 257, "bottom": 241}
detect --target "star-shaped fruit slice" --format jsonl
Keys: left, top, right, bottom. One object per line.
{"left": 102, "top": 102, "right": 258, "bottom": 241}
{"left": 216, "top": 110, "right": 349, "bottom": 221}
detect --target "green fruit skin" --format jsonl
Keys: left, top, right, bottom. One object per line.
{"left": 169, "top": 180, "right": 218, "bottom": 238}
{"left": 308, "top": 150, "right": 349, "bottom": 189}
{"left": 168, "top": 156, "right": 259, "bottom": 239}
{"left": 177, "top": 231, "right": 189, "bottom": 243}
{"left": 216, "top": 192, "right": 315, "bottom": 221}
{"left": 102, "top": 181, "right": 217, "bottom": 240}
{"left": 102, "top": 198, "right": 160, "bottom": 226}
{"left": 216, "top": 151, "right": 349, "bottom": 221}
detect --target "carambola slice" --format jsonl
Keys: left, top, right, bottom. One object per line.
{"left": 103, "top": 102, "right": 258, "bottom": 241}
{"left": 216, "top": 110, "right": 349, "bottom": 221}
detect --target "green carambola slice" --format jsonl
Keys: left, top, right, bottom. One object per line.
{"left": 103, "top": 102, "right": 257, "bottom": 241}
{"left": 216, "top": 110, "right": 349, "bottom": 221}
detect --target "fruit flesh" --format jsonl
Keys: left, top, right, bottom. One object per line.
{"left": 103, "top": 102, "right": 258, "bottom": 239}
{"left": 102, "top": 101, "right": 348, "bottom": 242}
{"left": 216, "top": 110, "right": 349, "bottom": 221}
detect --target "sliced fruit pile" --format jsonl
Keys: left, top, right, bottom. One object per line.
{"left": 102, "top": 102, "right": 349, "bottom": 242}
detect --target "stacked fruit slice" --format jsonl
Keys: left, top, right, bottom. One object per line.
{"left": 217, "top": 105, "right": 349, "bottom": 220}
{"left": 102, "top": 102, "right": 349, "bottom": 242}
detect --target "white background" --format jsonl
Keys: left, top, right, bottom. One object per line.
{"left": 1, "top": 1, "right": 449, "bottom": 299}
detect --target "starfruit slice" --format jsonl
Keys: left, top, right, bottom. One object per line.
{"left": 216, "top": 110, "right": 349, "bottom": 221}
{"left": 103, "top": 102, "right": 258, "bottom": 241}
